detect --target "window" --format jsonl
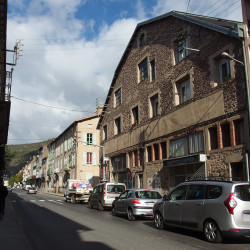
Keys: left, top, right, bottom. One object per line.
{"left": 177, "top": 78, "right": 191, "bottom": 104}
{"left": 87, "top": 133, "right": 93, "bottom": 145}
{"left": 87, "top": 153, "right": 92, "bottom": 164}
{"left": 83, "top": 152, "right": 96, "bottom": 165}
{"left": 160, "top": 141, "right": 167, "bottom": 159}
{"left": 170, "top": 132, "right": 204, "bottom": 158}
{"left": 153, "top": 143, "right": 159, "bottom": 161}
{"left": 170, "top": 137, "right": 187, "bottom": 158}
{"left": 103, "top": 125, "right": 107, "bottom": 140}
{"left": 138, "top": 58, "right": 148, "bottom": 82}
{"left": 115, "top": 117, "right": 121, "bottom": 135}
{"left": 221, "top": 123, "right": 231, "bottom": 148}
{"left": 178, "top": 38, "right": 188, "bottom": 62}
{"left": 219, "top": 59, "right": 231, "bottom": 84}
{"left": 132, "top": 106, "right": 139, "bottom": 125}
{"left": 205, "top": 185, "right": 222, "bottom": 199}
{"left": 169, "top": 185, "right": 186, "bottom": 200}
{"left": 188, "top": 132, "right": 204, "bottom": 154}
{"left": 234, "top": 119, "right": 244, "bottom": 145}
{"left": 114, "top": 88, "right": 121, "bottom": 107}
{"left": 209, "top": 126, "right": 218, "bottom": 150}
{"left": 150, "top": 59, "right": 156, "bottom": 81}
{"left": 83, "top": 133, "right": 96, "bottom": 146}
{"left": 185, "top": 185, "right": 205, "bottom": 200}
{"left": 147, "top": 146, "right": 152, "bottom": 162}
{"left": 150, "top": 94, "right": 159, "bottom": 117}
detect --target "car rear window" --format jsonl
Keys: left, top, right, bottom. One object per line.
{"left": 205, "top": 185, "right": 222, "bottom": 199}
{"left": 135, "top": 191, "right": 162, "bottom": 199}
{"left": 234, "top": 185, "right": 250, "bottom": 201}
{"left": 107, "top": 185, "right": 125, "bottom": 193}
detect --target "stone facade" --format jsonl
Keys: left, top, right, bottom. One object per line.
{"left": 98, "top": 12, "right": 248, "bottom": 194}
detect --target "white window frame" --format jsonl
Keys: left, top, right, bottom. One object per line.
{"left": 150, "top": 94, "right": 159, "bottom": 118}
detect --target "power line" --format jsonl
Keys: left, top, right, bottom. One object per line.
{"left": 11, "top": 96, "right": 96, "bottom": 114}
{"left": 215, "top": 1, "right": 241, "bottom": 18}
{"left": 9, "top": 120, "right": 57, "bottom": 128}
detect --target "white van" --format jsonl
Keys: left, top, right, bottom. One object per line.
{"left": 25, "top": 185, "right": 32, "bottom": 191}
{"left": 88, "top": 182, "right": 126, "bottom": 210}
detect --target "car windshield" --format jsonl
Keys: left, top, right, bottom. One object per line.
{"left": 107, "top": 185, "right": 125, "bottom": 193}
{"left": 135, "top": 191, "right": 161, "bottom": 199}
{"left": 235, "top": 185, "right": 250, "bottom": 201}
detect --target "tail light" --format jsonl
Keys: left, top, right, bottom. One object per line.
{"left": 103, "top": 184, "right": 106, "bottom": 195}
{"left": 132, "top": 199, "right": 140, "bottom": 204}
{"left": 224, "top": 193, "right": 237, "bottom": 214}
{"left": 103, "top": 200, "right": 105, "bottom": 203}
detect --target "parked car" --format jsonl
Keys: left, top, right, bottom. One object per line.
{"left": 153, "top": 180, "right": 250, "bottom": 243}
{"left": 112, "top": 189, "right": 162, "bottom": 221}
{"left": 88, "top": 182, "right": 126, "bottom": 211}
{"left": 27, "top": 187, "right": 37, "bottom": 194}
{"left": 7, "top": 186, "right": 12, "bottom": 193}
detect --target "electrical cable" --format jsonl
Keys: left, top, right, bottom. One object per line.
{"left": 11, "top": 96, "right": 96, "bottom": 114}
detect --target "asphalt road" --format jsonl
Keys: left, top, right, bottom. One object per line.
{"left": 7, "top": 189, "right": 250, "bottom": 250}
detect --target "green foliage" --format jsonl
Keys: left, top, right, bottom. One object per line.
{"left": 5, "top": 139, "right": 53, "bottom": 177}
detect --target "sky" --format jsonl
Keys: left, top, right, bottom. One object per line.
{"left": 6, "top": 0, "right": 243, "bottom": 145}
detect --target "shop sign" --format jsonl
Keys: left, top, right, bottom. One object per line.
{"left": 164, "top": 154, "right": 206, "bottom": 167}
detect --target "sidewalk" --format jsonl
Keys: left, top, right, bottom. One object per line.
{"left": 0, "top": 197, "right": 31, "bottom": 250}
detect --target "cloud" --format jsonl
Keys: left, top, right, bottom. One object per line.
{"left": 7, "top": 0, "right": 243, "bottom": 144}
{"left": 7, "top": 0, "right": 138, "bottom": 144}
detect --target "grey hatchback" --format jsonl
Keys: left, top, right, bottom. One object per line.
{"left": 153, "top": 180, "right": 250, "bottom": 243}
{"left": 112, "top": 189, "right": 162, "bottom": 221}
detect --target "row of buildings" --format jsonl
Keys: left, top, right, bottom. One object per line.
{"left": 25, "top": 3, "right": 250, "bottom": 195}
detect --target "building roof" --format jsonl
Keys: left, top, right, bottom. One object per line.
{"left": 50, "top": 113, "right": 100, "bottom": 145}
{"left": 97, "top": 10, "right": 243, "bottom": 129}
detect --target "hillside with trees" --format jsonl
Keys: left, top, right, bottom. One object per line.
{"left": 5, "top": 139, "right": 53, "bottom": 177}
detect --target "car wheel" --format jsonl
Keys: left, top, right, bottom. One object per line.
{"left": 98, "top": 201, "right": 104, "bottom": 211}
{"left": 127, "top": 208, "right": 135, "bottom": 221}
{"left": 88, "top": 200, "right": 93, "bottom": 209}
{"left": 71, "top": 196, "right": 76, "bottom": 204}
{"left": 154, "top": 212, "right": 165, "bottom": 230}
{"left": 112, "top": 206, "right": 117, "bottom": 216}
{"left": 204, "top": 220, "right": 222, "bottom": 243}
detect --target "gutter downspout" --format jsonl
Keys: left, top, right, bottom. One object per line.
{"left": 241, "top": 27, "right": 250, "bottom": 182}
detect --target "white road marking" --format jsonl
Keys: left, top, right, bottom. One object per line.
{"left": 48, "top": 200, "right": 63, "bottom": 205}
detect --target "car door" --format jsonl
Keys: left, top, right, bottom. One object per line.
{"left": 163, "top": 185, "right": 187, "bottom": 225}
{"left": 115, "top": 190, "right": 129, "bottom": 214}
{"left": 91, "top": 185, "right": 101, "bottom": 206}
{"left": 180, "top": 184, "right": 205, "bottom": 228}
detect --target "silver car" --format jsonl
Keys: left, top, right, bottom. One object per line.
{"left": 112, "top": 189, "right": 162, "bottom": 221}
{"left": 153, "top": 180, "right": 250, "bottom": 243}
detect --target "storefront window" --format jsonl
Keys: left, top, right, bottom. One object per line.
{"left": 170, "top": 131, "right": 204, "bottom": 158}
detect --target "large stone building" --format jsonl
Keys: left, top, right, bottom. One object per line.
{"left": 97, "top": 11, "right": 248, "bottom": 194}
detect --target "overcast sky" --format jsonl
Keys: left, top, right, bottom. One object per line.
{"left": 6, "top": 0, "right": 243, "bottom": 145}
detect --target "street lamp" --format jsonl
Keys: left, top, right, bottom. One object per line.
{"left": 221, "top": 52, "right": 244, "bottom": 65}
{"left": 221, "top": 51, "right": 250, "bottom": 182}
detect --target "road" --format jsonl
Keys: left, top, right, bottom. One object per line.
{"left": 4, "top": 189, "right": 250, "bottom": 250}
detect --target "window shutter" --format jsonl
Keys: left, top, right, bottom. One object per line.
{"left": 93, "top": 134, "right": 96, "bottom": 145}
{"left": 83, "top": 152, "right": 87, "bottom": 165}
{"left": 92, "top": 153, "right": 96, "bottom": 165}
{"left": 83, "top": 133, "right": 87, "bottom": 145}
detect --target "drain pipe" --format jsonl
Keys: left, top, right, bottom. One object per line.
{"left": 241, "top": 28, "right": 250, "bottom": 182}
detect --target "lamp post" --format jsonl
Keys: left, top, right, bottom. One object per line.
{"left": 221, "top": 51, "right": 250, "bottom": 182}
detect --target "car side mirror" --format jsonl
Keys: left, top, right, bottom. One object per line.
{"left": 163, "top": 195, "right": 169, "bottom": 201}
{"left": 115, "top": 197, "right": 119, "bottom": 200}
